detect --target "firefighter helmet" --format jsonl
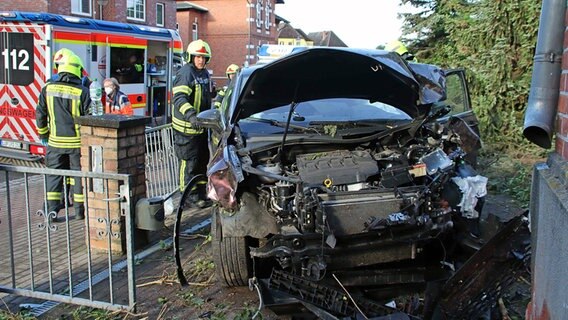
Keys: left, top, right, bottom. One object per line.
{"left": 385, "top": 40, "right": 416, "bottom": 62}
{"left": 53, "top": 48, "right": 74, "bottom": 68}
{"left": 57, "top": 54, "right": 84, "bottom": 78}
{"left": 185, "top": 39, "right": 212, "bottom": 64}
{"left": 226, "top": 64, "right": 239, "bottom": 78}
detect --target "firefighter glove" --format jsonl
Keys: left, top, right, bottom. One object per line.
{"left": 189, "top": 115, "right": 201, "bottom": 130}
{"left": 41, "top": 138, "right": 48, "bottom": 146}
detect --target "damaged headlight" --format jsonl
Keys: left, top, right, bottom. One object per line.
{"left": 206, "top": 146, "right": 244, "bottom": 210}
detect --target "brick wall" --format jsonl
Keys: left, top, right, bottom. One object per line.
{"left": 79, "top": 116, "right": 149, "bottom": 254}
{"left": 8, "top": 0, "right": 176, "bottom": 29}
{"left": 176, "top": 10, "right": 208, "bottom": 51}
{"left": 1, "top": 0, "right": 48, "bottom": 12}
{"left": 178, "top": 0, "right": 279, "bottom": 85}
{"left": 103, "top": 0, "right": 176, "bottom": 28}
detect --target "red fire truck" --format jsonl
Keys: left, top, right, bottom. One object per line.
{"left": 0, "top": 11, "right": 183, "bottom": 161}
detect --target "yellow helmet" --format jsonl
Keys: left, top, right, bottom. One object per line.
{"left": 226, "top": 64, "right": 239, "bottom": 78}
{"left": 385, "top": 40, "right": 409, "bottom": 56}
{"left": 53, "top": 48, "right": 74, "bottom": 68}
{"left": 385, "top": 40, "right": 417, "bottom": 62}
{"left": 186, "top": 39, "right": 212, "bottom": 64}
{"left": 57, "top": 54, "right": 84, "bottom": 78}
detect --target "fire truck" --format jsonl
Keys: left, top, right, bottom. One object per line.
{"left": 0, "top": 11, "right": 183, "bottom": 161}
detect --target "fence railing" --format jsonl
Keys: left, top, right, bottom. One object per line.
{"left": 0, "top": 164, "right": 136, "bottom": 312}
{"left": 144, "top": 124, "right": 179, "bottom": 200}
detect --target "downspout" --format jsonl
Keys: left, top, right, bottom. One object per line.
{"left": 523, "top": 0, "right": 566, "bottom": 148}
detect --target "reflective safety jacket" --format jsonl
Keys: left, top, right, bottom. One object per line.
{"left": 213, "top": 79, "right": 232, "bottom": 109}
{"left": 35, "top": 73, "right": 91, "bottom": 149}
{"left": 105, "top": 90, "right": 133, "bottom": 115}
{"left": 172, "top": 64, "right": 211, "bottom": 135}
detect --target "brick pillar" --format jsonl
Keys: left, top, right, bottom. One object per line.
{"left": 77, "top": 115, "right": 150, "bottom": 254}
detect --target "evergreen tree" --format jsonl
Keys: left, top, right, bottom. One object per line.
{"left": 400, "top": 0, "right": 542, "bottom": 150}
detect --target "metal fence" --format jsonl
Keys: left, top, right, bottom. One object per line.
{"left": 144, "top": 124, "right": 179, "bottom": 200}
{"left": 0, "top": 165, "right": 136, "bottom": 313}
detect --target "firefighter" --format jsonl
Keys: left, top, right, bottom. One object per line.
{"left": 213, "top": 64, "right": 239, "bottom": 109}
{"left": 51, "top": 48, "right": 91, "bottom": 87}
{"left": 117, "top": 54, "right": 144, "bottom": 83}
{"left": 172, "top": 39, "right": 213, "bottom": 208}
{"left": 36, "top": 52, "right": 91, "bottom": 222}
{"left": 385, "top": 40, "right": 417, "bottom": 62}
{"left": 103, "top": 77, "right": 133, "bottom": 115}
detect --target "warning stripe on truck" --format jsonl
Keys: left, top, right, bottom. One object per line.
{"left": 54, "top": 31, "right": 147, "bottom": 48}
{"left": 0, "top": 22, "right": 46, "bottom": 145}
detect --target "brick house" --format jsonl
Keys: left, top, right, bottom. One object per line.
{"left": 2, "top": 0, "right": 177, "bottom": 29}
{"left": 175, "top": 0, "right": 284, "bottom": 87}
{"left": 524, "top": 1, "right": 568, "bottom": 319}
{"left": 277, "top": 22, "right": 313, "bottom": 46}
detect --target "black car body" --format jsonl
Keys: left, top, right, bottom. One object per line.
{"left": 197, "top": 47, "right": 485, "bottom": 303}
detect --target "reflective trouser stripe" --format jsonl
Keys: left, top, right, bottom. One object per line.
{"left": 74, "top": 193, "right": 84, "bottom": 203}
{"left": 179, "top": 159, "right": 186, "bottom": 192}
{"left": 179, "top": 159, "right": 203, "bottom": 192}
{"left": 47, "top": 192, "right": 61, "bottom": 201}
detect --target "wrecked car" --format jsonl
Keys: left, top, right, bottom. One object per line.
{"left": 196, "top": 47, "right": 491, "bottom": 317}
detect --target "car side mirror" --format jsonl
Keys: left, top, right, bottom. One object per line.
{"left": 196, "top": 109, "right": 222, "bottom": 132}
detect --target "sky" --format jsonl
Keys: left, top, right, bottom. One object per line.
{"left": 274, "top": 0, "right": 409, "bottom": 49}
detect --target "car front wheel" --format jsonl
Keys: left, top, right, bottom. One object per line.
{"left": 211, "top": 208, "right": 253, "bottom": 287}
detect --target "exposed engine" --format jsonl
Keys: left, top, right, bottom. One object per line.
{"left": 243, "top": 118, "right": 485, "bottom": 277}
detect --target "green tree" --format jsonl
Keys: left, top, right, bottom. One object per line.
{"left": 400, "top": 0, "right": 542, "bottom": 151}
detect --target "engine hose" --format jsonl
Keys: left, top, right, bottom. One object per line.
{"left": 242, "top": 163, "right": 302, "bottom": 183}
{"left": 248, "top": 277, "right": 264, "bottom": 319}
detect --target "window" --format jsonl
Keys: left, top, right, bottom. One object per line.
{"left": 127, "top": 0, "right": 145, "bottom": 21}
{"left": 110, "top": 48, "right": 145, "bottom": 84}
{"left": 71, "top": 0, "right": 91, "bottom": 16}
{"left": 445, "top": 72, "right": 468, "bottom": 115}
{"left": 192, "top": 22, "right": 198, "bottom": 41}
{"left": 264, "top": 1, "right": 271, "bottom": 30}
{"left": 255, "top": 0, "right": 263, "bottom": 29}
{"left": 156, "top": 3, "right": 164, "bottom": 27}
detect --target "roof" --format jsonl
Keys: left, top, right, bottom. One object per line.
{"left": 277, "top": 23, "right": 312, "bottom": 41}
{"left": 274, "top": 14, "right": 289, "bottom": 24}
{"left": 307, "top": 31, "right": 347, "bottom": 47}
{"left": 295, "top": 29, "right": 311, "bottom": 41}
{"left": 176, "top": 1, "right": 209, "bottom": 12}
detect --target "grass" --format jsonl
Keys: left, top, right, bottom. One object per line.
{"left": 477, "top": 143, "right": 547, "bottom": 208}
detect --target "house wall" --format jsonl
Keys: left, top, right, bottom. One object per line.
{"left": 176, "top": 9, "right": 208, "bottom": 52}
{"left": 278, "top": 37, "right": 312, "bottom": 46}
{"left": 5, "top": 0, "right": 176, "bottom": 29}
{"left": 0, "top": 0, "right": 48, "bottom": 12}
{"left": 526, "top": 4, "right": 568, "bottom": 320}
{"left": 177, "top": 0, "right": 278, "bottom": 87}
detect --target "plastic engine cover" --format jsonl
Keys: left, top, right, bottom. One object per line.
{"left": 296, "top": 150, "right": 379, "bottom": 186}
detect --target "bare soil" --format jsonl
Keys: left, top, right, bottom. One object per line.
{"left": 12, "top": 191, "right": 531, "bottom": 320}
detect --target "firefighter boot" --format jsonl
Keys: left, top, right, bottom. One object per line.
{"left": 196, "top": 185, "right": 212, "bottom": 209}
{"left": 75, "top": 205, "right": 85, "bottom": 220}
{"left": 47, "top": 201, "right": 65, "bottom": 223}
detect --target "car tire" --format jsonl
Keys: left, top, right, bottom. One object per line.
{"left": 211, "top": 208, "right": 252, "bottom": 287}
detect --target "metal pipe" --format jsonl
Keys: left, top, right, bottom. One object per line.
{"left": 523, "top": 0, "right": 566, "bottom": 148}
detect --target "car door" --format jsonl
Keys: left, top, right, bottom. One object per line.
{"left": 440, "top": 68, "right": 480, "bottom": 137}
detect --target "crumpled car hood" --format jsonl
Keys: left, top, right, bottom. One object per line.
{"left": 234, "top": 47, "right": 446, "bottom": 120}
